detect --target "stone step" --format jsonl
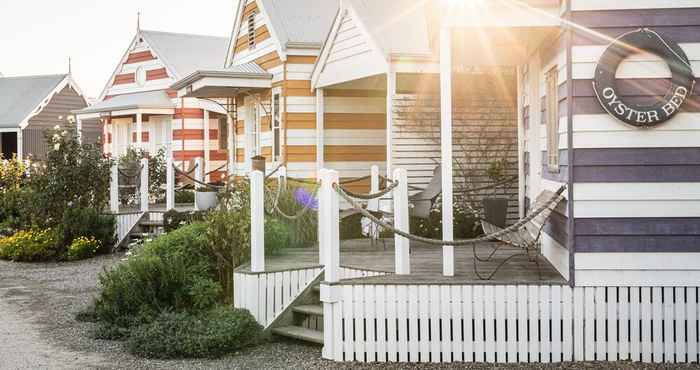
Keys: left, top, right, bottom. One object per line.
{"left": 272, "top": 326, "right": 323, "bottom": 345}
{"left": 140, "top": 221, "right": 164, "bottom": 227}
{"left": 293, "top": 304, "right": 323, "bottom": 317}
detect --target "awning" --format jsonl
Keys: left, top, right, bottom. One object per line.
{"left": 74, "top": 90, "right": 175, "bottom": 118}
{"left": 171, "top": 62, "right": 273, "bottom": 99}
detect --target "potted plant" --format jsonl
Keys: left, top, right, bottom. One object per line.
{"left": 195, "top": 185, "right": 219, "bottom": 211}
{"left": 482, "top": 158, "right": 509, "bottom": 228}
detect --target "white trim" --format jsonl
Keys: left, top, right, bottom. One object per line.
{"left": 316, "top": 88, "right": 325, "bottom": 171}
{"left": 439, "top": 25, "right": 454, "bottom": 277}
{"left": 571, "top": 0, "right": 700, "bottom": 11}
{"left": 225, "top": 0, "right": 247, "bottom": 67}
{"left": 386, "top": 70, "right": 395, "bottom": 176}
{"left": 311, "top": 8, "right": 345, "bottom": 89}
{"left": 254, "top": 0, "right": 287, "bottom": 62}
{"left": 576, "top": 253, "right": 700, "bottom": 271}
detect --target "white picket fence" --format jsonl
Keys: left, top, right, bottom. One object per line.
{"left": 320, "top": 284, "right": 700, "bottom": 364}
{"left": 234, "top": 266, "right": 324, "bottom": 327}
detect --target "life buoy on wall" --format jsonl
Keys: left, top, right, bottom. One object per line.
{"left": 593, "top": 28, "right": 696, "bottom": 127}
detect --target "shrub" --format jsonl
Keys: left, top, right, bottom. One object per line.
{"left": 66, "top": 236, "right": 101, "bottom": 261}
{"left": 0, "top": 229, "right": 58, "bottom": 262}
{"left": 265, "top": 217, "right": 292, "bottom": 255}
{"left": 163, "top": 209, "right": 206, "bottom": 233}
{"left": 127, "top": 307, "right": 261, "bottom": 359}
{"left": 58, "top": 208, "right": 116, "bottom": 255}
{"left": 174, "top": 189, "right": 195, "bottom": 204}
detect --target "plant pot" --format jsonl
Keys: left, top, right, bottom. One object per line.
{"left": 251, "top": 155, "right": 266, "bottom": 173}
{"left": 482, "top": 198, "right": 508, "bottom": 228}
{"left": 195, "top": 190, "right": 219, "bottom": 211}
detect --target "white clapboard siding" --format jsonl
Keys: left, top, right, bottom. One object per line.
{"left": 233, "top": 266, "right": 323, "bottom": 327}
{"left": 571, "top": 0, "right": 700, "bottom": 11}
{"left": 322, "top": 284, "right": 700, "bottom": 364}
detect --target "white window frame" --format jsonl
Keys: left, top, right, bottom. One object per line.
{"left": 546, "top": 66, "right": 560, "bottom": 172}
{"left": 271, "top": 89, "right": 282, "bottom": 162}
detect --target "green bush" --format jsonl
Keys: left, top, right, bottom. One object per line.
{"left": 58, "top": 208, "right": 116, "bottom": 255}
{"left": 127, "top": 307, "right": 261, "bottom": 359}
{"left": 66, "top": 236, "right": 101, "bottom": 261}
{"left": 91, "top": 223, "right": 220, "bottom": 331}
{"left": 174, "top": 189, "right": 195, "bottom": 204}
{"left": 0, "top": 229, "right": 58, "bottom": 262}
{"left": 265, "top": 217, "right": 293, "bottom": 255}
{"left": 163, "top": 209, "right": 206, "bottom": 233}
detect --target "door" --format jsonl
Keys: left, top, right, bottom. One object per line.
{"left": 1, "top": 132, "right": 18, "bottom": 159}
{"left": 244, "top": 97, "right": 260, "bottom": 170}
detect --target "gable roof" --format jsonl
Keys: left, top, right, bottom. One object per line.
{"left": 140, "top": 30, "right": 229, "bottom": 80}
{"left": 0, "top": 74, "right": 69, "bottom": 129}
{"left": 260, "top": 0, "right": 340, "bottom": 48}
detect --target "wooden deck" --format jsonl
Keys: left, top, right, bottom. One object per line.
{"left": 115, "top": 203, "right": 196, "bottom": 214}
{"left": 246, "top": 238, "right": 567, "bottom": 285}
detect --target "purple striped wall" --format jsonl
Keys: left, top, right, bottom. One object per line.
{"left": 575, "top": 217, "right": 700, "bottom": 253}
{"left": 572, "top": 148, "right": 700, "bottom": 182}
{"left": 542, "top": 150, "right": 569, "bottom": 183}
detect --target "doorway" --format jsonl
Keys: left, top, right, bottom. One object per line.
{"left": 1, "top": 132, "right": 18, "bottom": 159}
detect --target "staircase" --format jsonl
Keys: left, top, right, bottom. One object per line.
{"left": 272, "top": 283, "right": 324, "bottom": 345}
{"left": 125, "top": 213, "right": 165, "bottom": 249}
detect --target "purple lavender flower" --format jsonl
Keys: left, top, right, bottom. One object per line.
{"left": 294, "top": 188, "right": 318, "bottom": 210}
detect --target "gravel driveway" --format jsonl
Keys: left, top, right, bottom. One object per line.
{"left": 0, "top": 255, "right": 696, "bottom": 369}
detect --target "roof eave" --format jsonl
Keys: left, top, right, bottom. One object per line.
{"left": 171, "top": 70, "right": 273, "bottom": 91}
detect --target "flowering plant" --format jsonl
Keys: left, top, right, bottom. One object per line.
{"left": 66, "top": 236, "right": 101, "bottom": 261}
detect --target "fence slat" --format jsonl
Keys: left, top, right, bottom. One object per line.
{"left": 266, "top": 273, "right": 275, "bottom": 326}
{"left": 528, "top": 286, "right": 539, "bottom": 362}
{"left": 495, "top": 286, "right": 507, "bottom": 363}
{"left": 409, "top": 285, "right": 420, "bottom": 362}
{"left": 563, "top": 286, "right": 574, "bottom": 362}
{"left": 376, "top": 285, "right": 388, "bottom": 362}
{"left": 397, "top": 285, "right": 409, "bottom": 362}
{"left": 333, "top": 290, "right": 344, "bottom": 361}
{"left": 517, "top": 286, "right": 529, "bottom": 362}
{"left": 354, "top": 285, "right": 366, "bottom": 362}
{"left": 429, "top": 285, "right": 441, "bottom": 362}
{"left": 365, "top": 285, "right": 377, "bottom": 363}
{"left": 439, "top": 285, "right": 452, "bottom": 362}
{"left": 473, "top": 285, "right": 485, "bottom": 362}
{"left": 619, "top": 287, "right": 630, "bottom": 361}
{"left": 607, "top": 287, "right": 618, "bottom": 361}
{"left": 258, "top": 274, "right": 267, "bottom": 325}
{"left": 630, "top": 287, "right": 641, "bottom": 362}
{"left": 484, "top": 286, "right": 496, "bottom": 363}
{"left": 595, "top": 287, "right": 606, "bottom": 360}
{"left": 551, "top": 286, "right": 562, "bottom": 363}
{"left": 642, "top": 287, "right": 653, "bottom": 363}
{"left": 688, "top": 288, "right": 698, "bottom": 364}
{"left": 342, "top": 285, "right": 354, "bottom": 361}
{"left": 584, "top": 287, "right": 596, "bottom": 361}
{"left": 463, "top": 286, "right": 474, "bottom": 363}
{"left": 506, "top": 285, "right": 518, "bottom": 363}
{"left": 675, "top": 287, "right": 686, "bottom": 363}
{"left": 450, "top": 285, "right": 463, "bottom": 362}
{"left": 664, "top": 287, "right": 675, "bottom": 363}
{"left": 282, "top": 271, "right": 291, "bottom": 307}
{"left": 652, "top": 287, "right": 663, "bottom": 363}
{"left": 540, "top": 286, "right": 551, "bottom": 363}
{"left": 386, "top": 285, "right": 398, "bottom": 362}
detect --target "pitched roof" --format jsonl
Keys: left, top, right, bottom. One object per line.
{"left": 347, "top": 0, "right": 433, "bottom": 56}
{"left": 0, "top": 74, "right": 67, "bottom": 129}
{"left": 140, "top": 30, "right": 229, "bottom": 80}
{"left": 78, "top": 90, "right": 174, "bottom": 115}
{"left": 260, "top": 0, "right": 340, "bottom": 48}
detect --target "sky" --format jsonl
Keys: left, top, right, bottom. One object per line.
{"left": 0, "top": 0, "right": 238, "bottom": 99}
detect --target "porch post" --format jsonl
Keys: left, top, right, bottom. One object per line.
{"left": 136, "top": 112, "right": 143, "bottom": 150}
{"left": 203, "top": 110, "right": 210, "bottom": 182}
{"left": 386, "top": 70, "right": 396, "bottom": 177}
{"left": 319, "top": 169, "right": 340, "bottom": 283}
{"left": 166, "top": 151, "right": 175, "bottom": 211}
{"left": 316, "top": 88, "right": 325, "bottom": 172}
{"left": 140, "top": 158, "right": 149, "bottom": 213}
{"left": 16, "top": 129, "right": 22, "bottom": 161}
{"left": 368, "top": 165, "right": 380, "bottom": 212}
{"left": 76, "top": 116, "right": 83, "bottom": 144}
{"left": 439, "top": 25, "right": 455, "bottom": 277}
{"left": 110, "top": 162, "right": 119, "bottom": 213}
{"left": 227, "top": 112, "right": 235, "bottom": 177}
{"left": 250, "top": 170, "right": 265, "bottom": 272}
{"left": 393, "top": 168, "right": 410, "bottom": 274}
{"left": 194, "top": 157, "right": 203, "bottom": 211}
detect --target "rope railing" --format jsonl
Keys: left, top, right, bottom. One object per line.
{"left": 339, "top": 175, "right": 372, "bottom": 185}
{"left": 454, "top": 175, "right": 519, "bottom": 194}
{"left": 173, "top": 165, "right": 225, "bottom": 190}
{"left": 205, "top": 163, "right": 227, "bottom": 177}
{"left": 264, "top": 184, "right": 319, "bottom": 220}
{"left": 265, "top": 164, "right": 283, "bottom": 180}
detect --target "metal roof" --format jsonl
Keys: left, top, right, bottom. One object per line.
{"left": 260, "top": 0, "right": 340, "bottom": 48}
{"left": 0, "top": 74, "right": 67, "bottom": 129}
{"left": 76, "top": 90, "right": 174, "bottom": 115}
{"left": 140, "top": 30, "right": 229, "bottom": 80}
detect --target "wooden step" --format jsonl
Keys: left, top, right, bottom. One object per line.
{"left": 140, "top": 221, "right": 164, "bottom": 227}
{"left": 311, "top": 285, "right": 320, "bottom": 293}
{"left": 293, "top": 304, "right": 323, "bottom": 317}
{"left": 272, "top": 326, "right": 323, "bottom": 345}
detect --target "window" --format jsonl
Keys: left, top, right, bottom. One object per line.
{"left": 218, "top": 117, "right": 228, "bottom": 150}
{"left": 247, "top": 12, "right": 256, "bottom": 49}
{"left": 546, "top": 67, "right": 559, "bottom": 172}
{"left": 135, "top": 66, "right": 147, "bottom": 87}
{"left": 272, "top": 92, "right": 281, "bottom": 162}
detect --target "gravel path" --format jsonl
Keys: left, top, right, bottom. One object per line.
{"left": 0, "top": 255, "right": 697, "bottom": 369}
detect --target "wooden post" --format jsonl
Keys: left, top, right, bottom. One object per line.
{"left": 110, "top": 162, "right": 119, "bottom": 213}
{"left": 136, "top": 112, "right": 143, "bottom": 150}
{"left": 194, "top": 157, "right": 203, "bottom": 211}
{"left": 16, "top": 129, "right": 22, "bottom": 161}
{"left": 393, "top": 168, "right": 410, "bottom": 274}
{"left": 316, "top": 88, "right": 325, "bottom": 173}
{"left": 203, "top": 110, "right": 210, "bottom": 182}
{"left": 140, "top": 158, "right": 149, "bottom": 213}
{"left": 319, "top": 169, "right": 340, "bottom": 282}
{"left": 440, "top": 25, "right": 455, "bottom": 277}
{"left": 227, "top": 112, "right": 235, "bottom": 177}
{"left": 250, "top": 170, "right": 265, "bottom": 272}
{"left": 278, "top": 166, "right": 287, "bottom": 190}
{"left": 386, "top": 70, "right": 396, "bottom": 177}
{"left": 166, "top": 152, "right": 175, "bottom": 211}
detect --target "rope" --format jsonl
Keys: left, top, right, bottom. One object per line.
{"left": 205, "top": 163, "right": 227, "bottom": 177}
{"left": 264, "top": 184, "right": 319, "bottom": 220}
{"left": 337, "top": 180, "right": 399, "bottom": 201}
{"left": 334, "top": 184, "right": 566, "bottom": 247}
{"left": 454, "top": 175, "right": 518, "bottom": 194}
{"left": 286, "top": 176, "right": 319, "bottom": 185}
{"left": 265, "top": 164, "right": 283, "bottom": 180}
{"left": 339, "top": 175, "right": 372, "bottom": 185}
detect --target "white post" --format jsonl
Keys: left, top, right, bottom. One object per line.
{"left": 76, "top": 116, "right": 83, "bottom": 144}
{"left": 440, "top": 25, "right": 455, "bottom": 277}
{"left": 16, "top": 129, "right": 23, "bottom": 161}
{"left": 166, "top": 152, "right": 175, "bottom": 211}
{"left": 368, "top": 165, "right": 380, "bottom": 212}
{"left": 110, "top": 162, "right": 119, "bottom": 213}
{"left": 136, "top": 112, "right": 143, "bottom": 150}
{"left": 203, "top": 110, "right": 210, "bottom": 182}
{"left": 386, "top": 70, "right": 396, "bottom": 177}
{"left": 278, "top": 166, "right": 287, "bottom": 190}
{"left": 250, "top": 170, "right": 265, "bottom": 272}
{"left": 194, "top": 157, "right": 203, "bottom": 211}
{"left": 140, "top": 158, "right": 149, "bottom": 213}
{"left": 316, "top": 88, "right": 325, "bottom": 173}
{"left": 393, "top": 168, "right": 410, "bottom": 275}
{"left": 227, "top": 112, "right": 235, "bottom": 177}
{"left": 319, "top": 169, "right": 340, "bottom": 282}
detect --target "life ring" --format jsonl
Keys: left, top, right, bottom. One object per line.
{"left": 593, "top": 28, "right": 695, "bottom": 127}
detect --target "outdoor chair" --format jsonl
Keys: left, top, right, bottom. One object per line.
{"left": 408, "top": 166, "right": 442, "bottom": 219}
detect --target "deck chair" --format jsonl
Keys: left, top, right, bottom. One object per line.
{"left": 409, "top": 166, "right": 442, "bottom": 219}
{"left": 475, "top": 186, "right": 567, "bottom": 279}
